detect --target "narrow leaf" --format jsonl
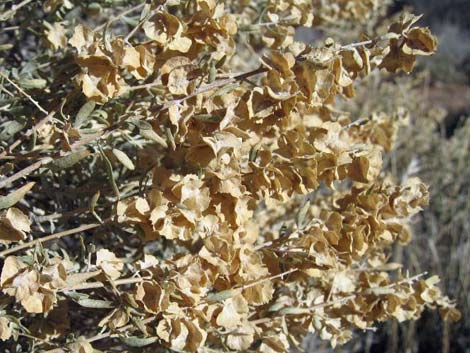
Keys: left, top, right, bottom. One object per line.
{"left": 120, "top": 336, "right": 158, "bottom": 347}
{"left": 77, "top": 298, "right": 114, "bottom": 309}
{"left": 278, "top": 307, "right": 311, "bottom": 315}
{"left": 112, "top": 148, "right": 135, "bottom": 170}
{"left": 49, "top": 150, "right": 91, "bottom": 171}
{"left": 99, "top": 145, "right": 120, "bottom": 199}
{"left": 210, "top": 83, "right": 239, "bottom": 98}
{"left": 296, "top": 200, "right": 310, "bottom": 229}
{"left": 0, "top": 182, "right": 35, "bottom": 209}
{"left": 66, "top": 292, "right": 89, "bottom": 301}
{"left": 75, "top": 101, "right": 96, "bottom": 128}
{"left": 140, "top": 127, "right": 168, "bottom": 148}
{"left": 65, "top": 271, "right": 101, "bottom": 288}
{"left": 18, "top": 78, "right": 47, "bottom": 90}
{"left": 205, "top": 289, "right": 234, "bottom": 302}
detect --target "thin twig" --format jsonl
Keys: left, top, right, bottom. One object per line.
{"left": 0, "top": 110, "right": 56, "bottom": 159}
{"left": 35, "top": 207, "right": 89, "bottom": 223}
{"left": 159, "top": 65, "right": 268, "bottom": 111}
{"left": 95, "top": 3, "right": 146, "bottom": 32}
{"left": 126, "top": 82, "right": 164, "bottom": 92}
{"left": 124, "top": 18, "right": 145, "bottom": 42}
{"left": 125, "top": 4, "right": 161, "bottom": 43}
{"left": 0, "top": 157, "right": 52, "bottom": 189}
{"left": 0, "top": 84, "right": 15, "bottom": 97}
{"left": 239, "top": 268, "right": 298, "bottom": 291}
{"left": 0, "top": 220, "right": 108, "bottom": 258}
{"left": 1, "top": 0, "right": 34, "bottom": 20}
{"left": 0, "top": 72, "right": 49, "bottom": 115}
{"left": 63, "top": 276, "right": 149, "bottom": 292}
{"left": 250, "top": 272, "right": 429, "bottom": 325}
{"left": 18, "top": 333, "right": 57, "bottom": 348}
{"left": 0, "top": 26, "right": 20, "bottom": 32}
{"left": 339, "top": 35, "right": 386, "bottom": 50}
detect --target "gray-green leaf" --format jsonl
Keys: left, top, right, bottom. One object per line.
{"left": 140, "top": 129, "right": 168, "bottom": 148}
{"left": 205, "top": 289, "right": 234, "bottom": 302}
{"left": 75, "top": 101, "right": 96, "bottom": 128}
{"left": 120, "top": 336, "right": 158, "bottom": 347}
{"left": 48, "top": 150, "right": 91, "bottom": 171}
{"left": 0, "top": 182, "right": 35, "bottom": 209}
{"left": 18, "top": 78, "right": 47, "bottom": 90}
{"left": 77, "top": 298, "right": 114, "bottom": 309}
{"left": 112, "top": 148, "right": 135, "bottom": 170}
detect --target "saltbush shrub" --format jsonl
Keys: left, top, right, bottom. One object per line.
{"left": 0, "top": 1, "right": 460, "bottom": 352}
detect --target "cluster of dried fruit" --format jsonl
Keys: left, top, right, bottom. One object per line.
{"left": 0, "top": 1, "right": 460, "bottom": 352}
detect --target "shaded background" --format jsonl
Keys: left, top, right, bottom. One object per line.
{"left": 304, "top": 1, "right": 470, "bottom": 353}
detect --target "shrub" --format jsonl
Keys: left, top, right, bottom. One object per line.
{"left": 0, "top": 1, "right": 460, "bottom": 352}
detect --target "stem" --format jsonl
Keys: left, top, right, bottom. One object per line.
{"left": 239, "top": 268, "right": 298, "bottom": 291}
{"left": 250, "top": 272, "right": 429, "bottom": 325}
{"left": 0, "top": 157, "right": 52, "bottom": 189}
{"left": 125, "top": 5, "right": 161, "bottom": 43}
{"left": 0, "top": 26, "right": 20, "bottom": 32}
{"left": 339, "top": 35, "right": 387, "bottom": 51}
{"left": 340, "top": 39, "right": 374, "bottom": 50}
{"left": 63, "top": 276, "right": 148, "bottom": 292}
{"left": 95, "top": 3, "right": 146, "bottom": 32}
{"left": 0, "top": 110, "right": 56, "bottom": 159}
{"left": 254, "top": 230, "right": 299, "bottom": 251}
{"left": 35, "top": 207, "right": 89, "bottom": 223}
{"left": 18, "top": 333, "right": 56, "bottom": 348}
{"left": 42, "top": 317, "right": 156, "bottom": 353}
{"left": 160, "top": 65, "right": 268, "bottom": 110}
{"left": 126, "top": 82, "right": 164, "bottom": 92}
{"left": 0, "top": 221, "right": 107, "bottom": 258}
{"left": 1, "top": 0, "right": 34, "bottom": 19}
{"left": 0, "top": 72, "right": 49, "bottom": 115}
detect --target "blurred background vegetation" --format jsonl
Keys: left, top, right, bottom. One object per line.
{"left": 303, "top": 1, "right": 469, "bottom": 353}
